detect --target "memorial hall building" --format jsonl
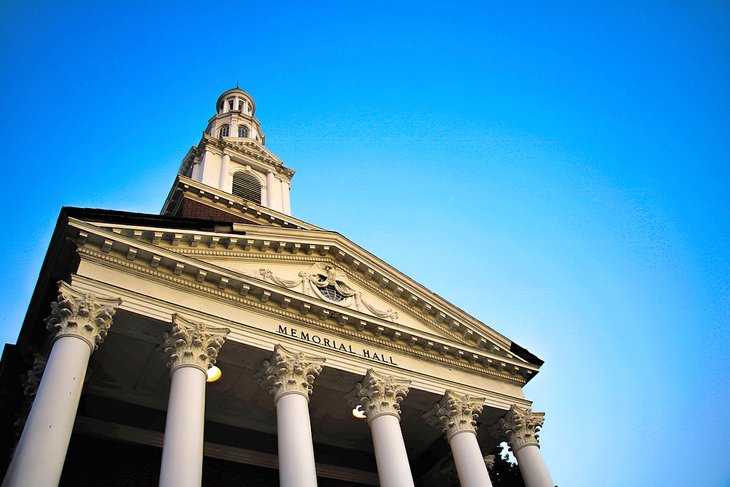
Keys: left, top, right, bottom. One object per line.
{"left": 0, "top": 88, "right": 555, "bottom": 487}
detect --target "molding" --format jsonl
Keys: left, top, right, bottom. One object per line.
{"left": 68, "top": 218, "right": 536, "bottom": 374}
{"left": 75, "top": 244, "right": 533, "bottom": 385}
{"left": 74, "top": 211, "right": 523, "bottom": 359}
{"left": 162, "top": 176, "right": 318, "bottom": 230}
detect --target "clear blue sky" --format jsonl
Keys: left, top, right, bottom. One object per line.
{"left": 1, "top": 1, "right": 728, "bottom": 485}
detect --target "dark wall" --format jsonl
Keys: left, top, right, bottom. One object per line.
{"left": 60, "top": 435, "right": 369, "bottom": 487}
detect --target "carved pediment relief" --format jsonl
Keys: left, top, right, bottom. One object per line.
{"left": 260, "top": 263, "right": 399, "bottom": 322}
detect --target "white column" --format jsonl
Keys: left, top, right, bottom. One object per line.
{"left": 266, "top": 171, "right": 280, "bottom": 211}
{"left": 219, "top": 153, "right": 230, "bottom": 190}
{"left": 514, "top": 445, "right": 553, "bottom": 487}
{"left": 2, "top": 282, "right": 121, "bottom": 487}
{"left": 257, "top": 344, "right": 325, "bottom": 487}
{"left": 347, "top": 369, "right": 415, "bottom": 487}
{"left": 199, "top": 149, "right": 222, "bottom": 187}
{"left": 190, "top": 157, "right": 201, "bottom": 180}
{"left": 425, "top": 390, "right": 493, "bottom": 487}
{"left": 282, "top": 181, "right": 292, "bottom": 215}
{"left": 159, "top": 314, "right": 229, "bottom": 487}
{"left": 490, "top": 405, "right": 554, "bottom": 487}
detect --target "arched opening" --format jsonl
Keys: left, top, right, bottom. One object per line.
{"left": 232, "top": 171, "right": 262, "bottom": 203}
{"left": 238, "top": 125, "right": 250, "bottom": 138}
{"left": 219, "top": 124, "right": 230, "bottom": 137}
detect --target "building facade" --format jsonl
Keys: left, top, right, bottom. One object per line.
{"left": 0, "top": 88, "right": 555, "bottom": 487}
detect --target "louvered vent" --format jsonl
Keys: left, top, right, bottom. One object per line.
{"left": 232, "top": 172, "right": 261, "bottom": 203}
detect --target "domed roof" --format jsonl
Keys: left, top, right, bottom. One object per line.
{"left": 216, "top": 87, "right": 256, "bottom": 114}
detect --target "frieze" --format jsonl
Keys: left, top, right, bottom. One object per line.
{"left": 276, "top": 325, "right": 398, "bottom": 366}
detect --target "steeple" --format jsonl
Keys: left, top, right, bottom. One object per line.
{"left": 172, "top": 87, "right": 295, "bottom": 217}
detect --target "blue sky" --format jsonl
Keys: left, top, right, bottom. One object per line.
{"left": 1, "top": 1, "right": 728, "bottom": 485}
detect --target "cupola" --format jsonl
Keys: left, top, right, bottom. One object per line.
{"left": 175, "top": 87, "right": 295, "bottom": 216}
{"left": 207, "top": 87, "right": 265, "bottom": 144}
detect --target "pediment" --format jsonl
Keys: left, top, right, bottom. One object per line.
{"left": 66, "top": 212, "right": 542, "bottom": 384}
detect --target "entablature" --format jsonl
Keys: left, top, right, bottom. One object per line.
{"left": 67, "top": 218, "right": 541, "bottom": 386}
{"left": 201, "top": 134, "right": 292, "bottom": 178}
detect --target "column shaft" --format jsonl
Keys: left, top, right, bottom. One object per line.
{"left": 3, "top": 337, "right": 91, "bottom": 487}
{"left": 515, "top": 445, "right": 554, "bottom": 487}
{"left": 370, "top": 414, "right": 415, "bottom": 487}
{"left": 450, "top": 432, "right": 493, "bottom": 487}
{"left": 276, "top": 393, "right": 318, "bottom": 487}
{"left": 282, "top": 182, "right": 292, "bottom": 215}
{"left": 219, "top": 153, "right": 230, "bottom": 190}
{"left": 159, "top": 366, "right": 207, "bottom": 487}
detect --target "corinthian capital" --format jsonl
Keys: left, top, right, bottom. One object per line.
{"left": 45, "top": 281, "right": 122, "bottom": 352}
{"left": 346, "top": 368, "right": 411, "bottom": 423}
{"left": 425, "top": 390, "right": 486, "bottom": 440}
{"left": 257, "top": 344, "right": 325, "bottom": 401}
{"left": 489, "top": 404, "right": 545, "bottom": 452}
{"left": 164, "top": 314, "right": 230, "bottom": 374}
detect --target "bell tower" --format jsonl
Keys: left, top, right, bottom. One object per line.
{"left": 175, "top": 87, "right": 295, "bottom": 216}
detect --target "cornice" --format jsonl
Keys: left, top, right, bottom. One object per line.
{"left": 68, "top": 219, "right": 539, "bottom": 384}
{"left": 201, "top": 134, "right": 294, "bottom": 178}
{"left": 70, "top": 219, "right": 539, "bottom": 380}
{"left": 89, "top": 213, "right": 526, "bottom": 363}
{"left": 163, "top": 176, "right": 320, "bottom": 230}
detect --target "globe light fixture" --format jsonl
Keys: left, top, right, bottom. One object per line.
{"left": 351, "top": 404, "right": 366, "bottom": 419}
{"left": 206, "top": 365, "right": 222, "bottom": 383}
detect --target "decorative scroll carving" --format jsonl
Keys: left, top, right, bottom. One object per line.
{"left": 45, "top": 281, "right": 122, "bottom": 352}
{"left": 164, "top": 314, "right": 230, "bottom": 374}
{"left": 489, "top": 405, "right": 545, "bottom": 452}
{"left": 424, "top": 390, "right": 486, "bottom": 440}
{"left": 260, "top": 263, "right": 398, "bottom": 321}
{"left": 256, "top": 344, "right": 325, "bottom": 401}
{"left": 346, "top": 368, "right": 411, "bottom": 423}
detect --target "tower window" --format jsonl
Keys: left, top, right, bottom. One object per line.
{"left": 232, "top": 172, "right": 261, "bottom": 203}
{"left": 219, "top": 124, "right": 229, "bottom": 137}
{"left": 238, "top": 125, "right": 249, "bottom": 138}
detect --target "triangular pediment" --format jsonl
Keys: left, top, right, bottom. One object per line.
{"left": 65, "top": 209, "right": 542, "bottom": 385}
